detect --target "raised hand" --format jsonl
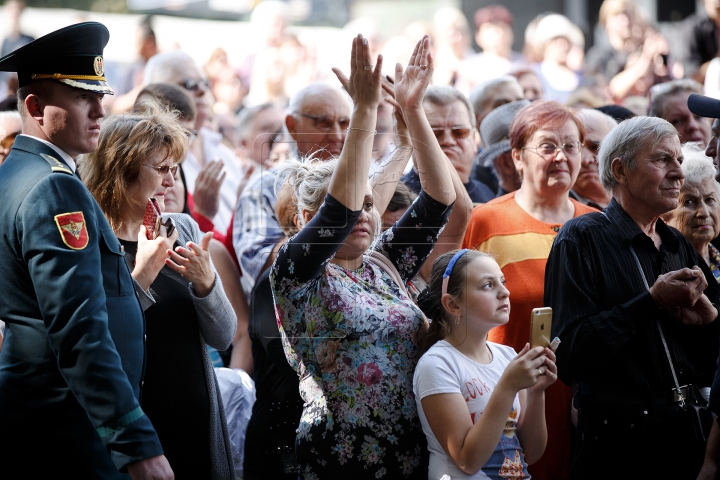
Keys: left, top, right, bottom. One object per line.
{"left": 331, "top": 33, "right": 384, "bottom": 110}
{"left": 393, "top": 35, "right": 433, "bottom": 112}
{"left": 193, "top": 160, "right": 225, "bottom": 221}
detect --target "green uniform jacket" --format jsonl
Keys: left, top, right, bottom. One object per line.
{"left": 0, "top": 135, "right": 163, "bottom": 478}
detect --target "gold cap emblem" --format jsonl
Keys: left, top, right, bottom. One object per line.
{"left": 93, "top": 56, "right": 104, "bottom": 76}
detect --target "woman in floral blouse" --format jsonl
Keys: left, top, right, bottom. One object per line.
{"left": 270, "top": 35, "right": 456, "bottom": 479}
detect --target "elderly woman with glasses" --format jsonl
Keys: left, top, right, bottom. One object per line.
{"left": 662, "top": 143, "right": 720, "bottom": 282}
{"left": 79, "top": 103, "right": 237, "bottom": 479}
{"left": 463, "top": 99, "right": 597, "bottom": 480}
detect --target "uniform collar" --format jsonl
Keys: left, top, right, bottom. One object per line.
{"left": 17, "top": 134, "right": 76, "bottom": 172}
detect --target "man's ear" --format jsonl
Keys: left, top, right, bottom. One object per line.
{"left": 285, "top": 114, "right": 298, "bottom": 140}
{"left": 611, "top": 157, "right": 626, "bottom": 186}
{"left": 24, "top": 94, "right": 44, "bottom": 125}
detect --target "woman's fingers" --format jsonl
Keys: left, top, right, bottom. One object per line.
{"left": 408, "top": 38, "right": 421, "bottom": 67}
{"left": 199, "top": 231, "right": 214, "bottom": 251}
{"left": 332, "top": 67, "right": 350, "bottom": 91}
{"left": 349, "top": 36, "right": 357, "bottom": 76}
{"left": 360, "top": 34, "right": 372, "bottom": 70}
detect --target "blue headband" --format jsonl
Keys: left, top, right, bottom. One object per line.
{"left": 442, "top": 249, "right": 470, "bottom": 296}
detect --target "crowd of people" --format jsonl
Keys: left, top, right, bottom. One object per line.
{"left": 3, "top": 0, "right": 720, "bottom": 479}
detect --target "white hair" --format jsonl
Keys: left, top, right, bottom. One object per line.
{"left": 143, "top": 51, "right": 199, "bottom": 86}
{"left": 681, "top": 142, "right": 719, "bottom": 191}
{"left": 577, "top": 108, "right": 617, "bottom": 132}
{"left": 598, "top": 116, "right": 678, "bottom": 192}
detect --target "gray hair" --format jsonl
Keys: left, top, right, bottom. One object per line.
{"left": 274, "top": 156, "right": 338, "bottom": 226}
{"left": 648, "top": 79, "right": 703, "bottom": 118}
{"left": 425, "top": 85, "right": 475, "bottom": 128}
{"left": 468, "top": 76, "right": 520, "bottom": 122}
{"left": 599, "top": 116, "right": 679, "bottom": 192}
{"left": 680, "top": 142, "right": 719, "bottom": 191}
{"left": 274, "top": 155, "right": 381, "bottom": 235}
{"left": 577, "top": 108, "right": 617, "bottom": 132}
{"left": 143, "top": 51, "right": 199, "bottom": 86}
{"left": 288, "top": 83, "right": 351, "bottom": 116}
{"left": 236, "top": 103, "right": 276, "bottom": 139}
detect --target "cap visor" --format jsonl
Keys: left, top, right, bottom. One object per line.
{"left": 478, "top": 140, "right": 511, "bottom": 167}
{"left": 58, "top": 78, "right": 114, "bottom": 95}
{"left": 688, "top": 94, "right": 719, "bottom": 118}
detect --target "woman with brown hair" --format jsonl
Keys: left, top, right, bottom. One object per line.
{"left": 80, "top": 103, "right": 236, "bottom": 479}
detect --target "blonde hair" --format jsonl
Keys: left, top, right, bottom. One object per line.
{"left": 79, "top": 102, "right": 187, "bottom": 230}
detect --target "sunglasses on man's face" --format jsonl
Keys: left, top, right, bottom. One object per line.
{"left": 181, "top": 78, "right": 210, "bottom": 92}
{"left": 431, "top": 127, "right": 472, "bottom": 141}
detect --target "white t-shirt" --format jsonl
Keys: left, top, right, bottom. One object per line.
{"left": 413, "top": 340, "right": 530, "bottom": 480}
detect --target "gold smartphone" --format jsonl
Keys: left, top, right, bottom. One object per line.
{"left": 530, "top": 307, "right": 553, "bottom": 348}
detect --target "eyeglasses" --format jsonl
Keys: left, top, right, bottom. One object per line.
{"left": 300, "top": 113, "right": 351, "bottom": 131}
{"left": 181, "top": 78, "right": 210, "bottom": 92}
{"left": 143, "top": 164, "right": 179, "bottom": 176}
{"left": 431, "top": 127, "right": 472, "bottom": 141}
{"left": 523, "top": 141, "right": 582, "bottom": 158}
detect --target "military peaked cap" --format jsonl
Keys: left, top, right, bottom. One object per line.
{"left": 0, "top": 22, "right": 113, "bottom": 95}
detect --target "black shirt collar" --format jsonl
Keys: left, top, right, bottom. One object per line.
{"left": 604, "top": 198, "right": 679, "bottom": 253}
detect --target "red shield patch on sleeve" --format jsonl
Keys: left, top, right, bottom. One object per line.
{"left": 54, "top": 212, "right": 89, "bottom": 250}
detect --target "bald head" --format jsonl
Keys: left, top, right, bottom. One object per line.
{"left": 286, "top": 83, "right": 352, "bottom": 159}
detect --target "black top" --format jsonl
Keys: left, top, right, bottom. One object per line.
{"left": 244, "top": 268, "right": 303, "bottom": 478}
{"left": 545, "top": 199, "right": 720, "bottom": 395}
{"left": 120, "top": 239, "right": 212, "bottom": 479}
{"left": 402, "top": 167, "right": 494, "bottom": 203}
{"left": 675, "top": 12, "right": 719, "bottom": 77}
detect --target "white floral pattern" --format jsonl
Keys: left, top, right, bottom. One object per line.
{"left": 271, "top": 192, "right": 453, "bottom": 479}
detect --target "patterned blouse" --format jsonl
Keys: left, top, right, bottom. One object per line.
{"left": 271, "top": 191, "right": 453, "bottom": 479}
{"left": 709, "top": 244, "right": 720, "bottom": 283}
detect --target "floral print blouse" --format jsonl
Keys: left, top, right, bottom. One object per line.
{"left": 270, "top": 191, "right": 453, "bottom": 479}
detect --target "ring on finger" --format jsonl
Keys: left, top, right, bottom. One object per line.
{"left": 363, "top": 65, "right": 373, "bottom": 71}
{"left": 538, "top": 367, "right": 546, "bottom": 376}
{"left": 419, "top": 65, "right": 428, "bottom": 69}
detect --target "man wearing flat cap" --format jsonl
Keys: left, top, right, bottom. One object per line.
{"left": 688, "top": 92, "right": 720, "bottom": 478}
{"left": 0, "top": 23, "right": 172, "bottom": 479}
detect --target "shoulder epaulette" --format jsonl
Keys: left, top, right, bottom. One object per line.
{"left": 39, "top": 153, "right": 73, "bottom": 175}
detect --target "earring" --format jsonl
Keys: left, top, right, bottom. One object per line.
{"left": 455, "top": 315, "right": 460, "bottom": 325}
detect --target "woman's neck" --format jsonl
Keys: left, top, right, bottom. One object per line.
{"left": 330, "top": 255, "right": 364, "bottom": 271}
{"left": 445, "top": 325, "right": 493, "bottom": 365}
{"left": 514, "top": 187, "right": 575, "bottom": 225}
{"left": 114, "top": 205, "right": 146, "bottom": 241}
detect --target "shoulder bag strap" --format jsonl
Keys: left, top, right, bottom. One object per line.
{"left": 364, "top": 249, "right": 409, "bottom": 298}
{"left": 601, "top": 211, "right": 686, "bottom": 408}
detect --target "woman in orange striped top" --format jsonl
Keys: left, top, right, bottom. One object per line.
{"left": 463, "top": 100, "right": 597, "bottom": 480}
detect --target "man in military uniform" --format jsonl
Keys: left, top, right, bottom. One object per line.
{"left": 0, "top": 23, "right": 173, "bottom": 479}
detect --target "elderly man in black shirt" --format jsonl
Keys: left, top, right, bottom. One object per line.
{"left": 545, "top": 115, "right": 720, "bottom": 479}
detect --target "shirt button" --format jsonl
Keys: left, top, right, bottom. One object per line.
{"left": 120, "top": 245, "right": 125, "bottom": 253}
{"left": 144, "top": 335, "right": 147, "bottom": 342}
{"left": 551, "top": 226, "right": 560, "bottom": 232}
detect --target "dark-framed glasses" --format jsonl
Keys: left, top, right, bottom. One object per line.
{"left": 523, "top": 141, "right": 582, "bottom": 158}
{"left": 143, "top": 163, "right": 179, "bottom": 176}
{"left": 181, "top": 78, "right": 210, "bottom": 91}
{"left": 300, "top": 113, "right": 351, "bottom": 131}
{"left": 431, "top": 126, "right": 472, "bottom": 141}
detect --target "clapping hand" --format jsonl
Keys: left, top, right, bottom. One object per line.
{"left": 381, "top": 76, "right": 411, "bottom": 149}
{"left": 133, "top": 224, "right": 179, "bottom": 292}
{"left": 331, "top": 33, "right": 384, "bottom": 111}
{"left": 166, "top": 231, "right": 216, "bottom": 298}
{"left": 193, "top": 160, "right": 225, "bottom": 221}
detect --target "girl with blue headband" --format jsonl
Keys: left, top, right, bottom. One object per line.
{"left": 414, "top": 249, "right": 557, "bottom": 479}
